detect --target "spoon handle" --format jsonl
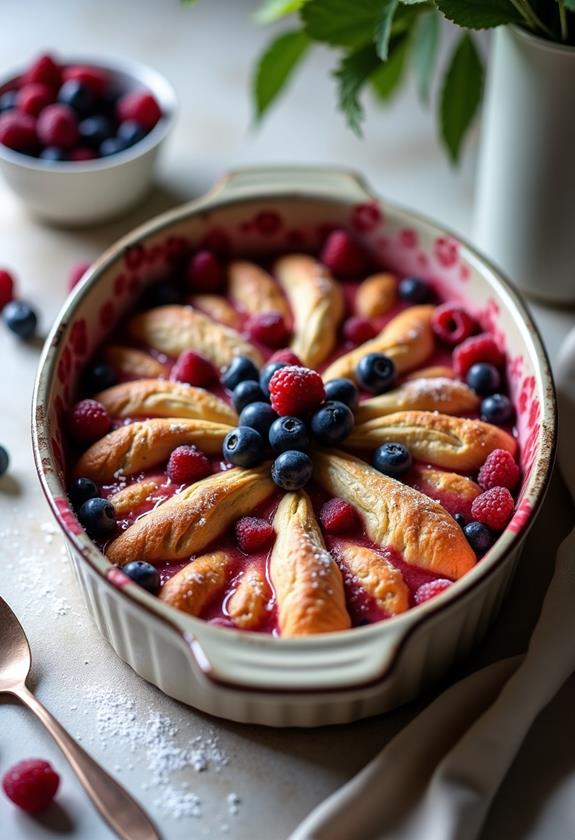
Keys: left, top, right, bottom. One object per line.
{"left": 14, "top": 684, "right": 161, "bottom": 840}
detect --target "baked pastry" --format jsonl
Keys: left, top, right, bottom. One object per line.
{"left": 95, "top": 379, "right": 236, "bottom": 425}
{"left": 405, "top": 365, "right": 454, "bottom": 381}
{"left": 335, "top": 544, "right": 409, "bottom": 616}
{"left": 355, "top": 377, "right": 479, "bottom": 423}
{"left": 227, "top": 568, "right": 271, "bottom": 630}
{"left": 228, "top": 260, "right": 290, "bottom": 319}
{"left": 355, "top": 273, "right": 397, "bottom": 318}
{"left": 160, "top": 552, "right": 232, "bottom": 615}
{"left": 408, "top": 465, "right": 481, "bottom": 519}
{"left": 108, "top": 477, "right": 166, "bottom": 516}
{"left": 103, "top": 345, "right": 169, "bottom": 380}
{"left": 189, "top": 294, "right": 242, "bottom": 328}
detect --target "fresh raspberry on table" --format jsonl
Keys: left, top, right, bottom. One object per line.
{"left": 320, "top": 229, "right": 369, "bottom": 276}
{"left": 37, "top": 104, "right": 79, "bottom": 149}
{"left": 23, "top": 54, "right": 62, "bottom": 89}
{"left": 0, "top": 269, "right": 15, "bottom": 310}
{"left": 116, "top": 90, "right": 162, "bottom": 131}
{"left": 268, "top": 365, "right": 326, "bottom": 416}
{"left": 414, "top": 579, "right": 452, "bottom": 605}
{"left": 471, "top": 486, "right": 515, "bottom": 531}
{"left": 319, "top": 498, "right": 359, "bottom": 534}
{"left": 186, "top": 250, "right": 223, "bottom": 292}
{"left": 171, "top": 350, "right": 217, "bottom": 387}
{"left": 62, "top": 65, "right": 108, "bottom": 96}
{"left": 235, "top": 516, "right": 275, "bottom": 553}
{"left": 343, "top": 316, "right": 377, "bottom": 345}
{"left": 247, "top": 311, "right": 290, "bottom": 348}
{"left": 69, "top": 399, "right": 111, "bottom": 445}
{"left": 167, "top": 445, "right": 211, "bottom": 484}
{"left": 478, "top": 449, "right": 520, "bottom": 491}
{"left": 2, "top": 758, "right": 60, "bottom": 814}
{"left": 68, "top": 261, "right": 91, "bottom": 291}
{"left": 431, "top": 303, "right": 475, "bottom": 346}
{"left": 16, "top": 83, "right": 54, "bottom": 117}
{"left": 269, "top": 348, "right": 302, "bottom": 366}
{"left": 453, "top": 333, "right": 505, "bottom": 378}
{"left": 0, "top": 112, "right": 38, "bottom": 152}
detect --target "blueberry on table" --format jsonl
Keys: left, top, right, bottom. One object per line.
{"left": 238, "top": 402, "right": 277, "bottom": 438}
{"left": 117, "top": 120, "right": 147, "bottom": 147}
{"left": 57, "top": 80, "right": 96, "bottom": 116}
{"left": 78, "top": 497, "right": 116, "bottom": 539}
{"left": 310, "top": 401, "right": 354, "bottom": 446}
{"left": 223, "top": 426, "right": 265, "bottom": 467}
{"left": 372, "top": 442, "right": 412, "bottom": 478}
{"left": 0, "top": 444, "right": 9, "bottom": 477}
{"left": 464, "top": 521, "right": 493, "bottom": 556}
{"left": 232, "top": 380, "right": 267, "bottom": 413}
{"left": 466, "top": 363, "right": 501, "bottom": 397}
{"left": 271, "top": 450, "right": 313, "bottom": 490}
{"left": 79, "top": 115, "right": 114, "bottom": 147}
{"left": 398, "top": 276, "right": 432, "bottom": 303}
{"left": 269, "top": 416, "right": 309, "bottom": 453}
{"left": 356, "top": 353, "right": 396, "bottom": 394}
{"left": 221, "top": 356, "right": 259, "bottom": 391}
{"left": 259, "top": 361, "right": 288, "bottom": 398}
{"left": 3, "top": 301, "right": 37, "bottom": 339}
{"left": 324, "top": 378, "right": 359, "bottom": 411}
{"left": 480, "top": 394, "right": 515, "bottom": 426}
{"left": 122, "top": 560, "right": 161, "bottom": 594}
{"left": 69, "top": 476, "right": 99, "bottom": 509}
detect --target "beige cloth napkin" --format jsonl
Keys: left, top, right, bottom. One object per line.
{"left": 290, "top": 329, "right": 575, "bottom": 840}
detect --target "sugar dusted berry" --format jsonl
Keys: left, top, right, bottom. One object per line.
{"left": 321, "top": 229, "right": 368, "bottom": 276}
{"left": 69, "top": 398, "right": 111, "bottom": 445}
{"left": 414, "top": 579, "right": 452, "bottom": 605}
{"left": 186, "top": 250, "right": 223, "bottom": 293}
{"left": 0, "top": 112, "right": 37, "bottom": 152}
{"left": 171, "top": 350, "right": 216, "bottom": 387}
{"left": 117, "top": 90, "right": 162, "bottom": 131}
{"left": 343, "top": 316, "right": 377, "bottom": 345}
{"left": 167, "top": 445, "right": 211, "bottom": 484}
{"left": 271, "top": 450, "right": 313, "bottom": 490}
{"left": 478, "top": 449, "right": 520, "bottom": 491}
{"left": 122, "top": 561, "right": 161, "bottom": 594}
{"left": 453, "top": 333, "right": 505, "bottom": 378}
{"left": 319, "top": 498, "right": 358, "bottom": 534}
{"left": 0, "top": 269, "right": 15, "bottom": 310}
{"left": 471, "top": 486, "right": 515, "bottom": 531}
{"left": 247, "top": 311, "right": 290, "bottom": 348}
{"left": 431, "top": 303, "right": 475, "bottom": 346}
{"left": 268, "top": 365, "right": 325, "bottom": 417}
{"left": 78, "top": 497, "right": 116, "bottom": 538}
{"left": 235, "top": 517, "right": 275, "bottom": 553}
{"left": 2, "top": 758, "right": 60, "bottom": 814}
{"left": 223, "top": 426, "right": 265, "bottom": 467}
{"left": 37, "top": 104, "right": 78, "bottom": 149}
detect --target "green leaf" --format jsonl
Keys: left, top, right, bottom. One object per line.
{"left": 253, "top": 0, "right": 304, "bottom": 24}
{"left": 434, "top": 0, "right": 522, "bottom": 29}
{"left": 563, "top": 0, "right": 575, "bottom": 10}
{"left": 333, "top": 45, "right": 381, "bottom": 135}
{"left": 371, "top": 35, "right": 410, "bottom": 100}
{"left": 302, "top": 0, "right": 381, "bottom": 48}
{"left": 253, "top": 30, "right": 310, "bottom": 120}
{"left": 439, "top": 33, "right": 483, "bottom": 163}
{"left": 375, "top": 0, "right": 399, "bottom": 60}
{"left": 413, "top": 11, "right": 440, "bottom": 103}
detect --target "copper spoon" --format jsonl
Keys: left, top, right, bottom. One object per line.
{"left": 0, "top": 596, "right": 161, "bottom": 840}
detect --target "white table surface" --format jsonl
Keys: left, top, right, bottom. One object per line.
{"left": 0, "top": 1, "right": 574, "bottom": 839}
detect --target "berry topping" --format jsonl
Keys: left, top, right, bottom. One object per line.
{"left": 68, "top": 476, "right": 99, "bottom": 509}
{"left": 471, "top": 486, "right": 515, "bottom": 531}
{"left": 0, "top": 444, "right": 9, "bottom": 477}
{"left": 0, "top": 112, "right": 38, "bottom": 152}
{"left": 122, "top": 560, "right": 161, "bottom": 594}
{"left": 235, "top": 517, "right": 275, "bottom": 553}
{"left": 2, "top": 758, "right": 60, "bottom": 814}
{"left": 324, "top": 378, "right": 359, "bottom": 410}
{"left": 319, "top": 498, "right": 358, "bottom": 534}
{"left": 0, "top": 269, "right": 15, "bottom": 310}
{"left": 310, "top": 400, "right": 354, "bottom": 445}
{"left": 40, "top": 146, "right": 66, "bottom": 161}
{"left": 464, "top": 521, "right": 493, "bottom": 555}
{"left": 117, "top": 90, "right": 162, "bottom": 131}
{"left": 453, "top": 513, "right": 466, "bottom": 528}
{"left": 414, "top": 579, "right": 452, "bottom": 605}
{"left": 171, "top": 350, "right": 216, "bottom": 387}
{"left": 100, "top": 137, "right": 129, "bottom": 157}
{"left": 466, "top": 362, "right": 501, "bottom": 396}
{"left": 343, "top": 316, "right": 377, "bottom": 345}
{"left": 453, "top": 333, "right": 505, "bottom": 378}
{"left": 186, "top": 250, "right": 223, "bottom": 292}
{"left": 259, "top": 360, "right": 288, "bottom": 397}
{"left": 69, "top": 399, "right": 111, "bottom": 445}
{"left": 480, "top": 394, "right": 515, "bottom": 426}
{"left": 247, "top": 311, "right": 290, "bottom": 348}
{"left": 478, "top": 449, "right": 520, "bottom": 491}
{"left": 356, "top": 353, "right": 396, "bottom": 394}
{"left": 320, "top": 229, "right": 368, "bottom": 276}
{"left": 16, "top": 83, "right": 54, "bottom": 117}
{"left": 68, "top": 260, "right": 91, "bottom": 291}
{"left": 268, "top": 365, "right": 325, "bottom": 416}
{"left": 84, "top": 362, "right": 117, "bottom": 393}
{"left": 221, "top": 355, "right": 260, "bottom": 391}
{"left": 269, "top": 415, "right": 309, "bottom": 453}
{"left": 431, "top": 303, "right": 475, "bottom": 346}
{"left": 63, "top": 65, "right": 108, "bottom": 96}
{"left": 398, "top": 276, "right": 432, "bottom": 303}
{"left": 117, "top": 120, "right": 147, "bottom": 147}
{"left": 69, "top": 147, "right": 96, "bottom": 161}
{"left": 223, "top": 426, "right": 265, "bottom": 468}
{"left": 271, "top": 450, "right": 313, "bottom": 490}
{"left": 24, "top": 54, "right": 62, "bottom": 89}
{"left": 232, "top": 379, "right": 267, "bottom": 413}
{"left": 79, "top": 115, "right": 113, "bottom": 147}
{"left": 269, "top": 348, "right": 301, "bottom": 366}
{"left": 2, "top": 301, "right": 37, "bottom": 338}
{"left": 37, "top": 104, "right": 79, "bottom": 149}
{"left": 78, "top": 497, "right": 116, "bottom": 538}
{"left": 57, "top": 79, "right": 96, "bottom": 116}
{"left": 167, "top": 445, "right": 211, "bottom": 484}
{"left": 372, "top": 442, "right": 412, "bottom": 478}
{"left": 238, "top": 401, "right": 278, "bottom": 438}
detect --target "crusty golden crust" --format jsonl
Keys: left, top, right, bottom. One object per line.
{"left": 269, "top": 492, "right": 351, "bottom": 636}
{"left": 274, "top": 255, "right": 345, "bottom": 368}
{"left": 108, "top": 477, "right": 165, "bottom": 516}
{"left": 405, "top": 365, "right": 454, "bottom": 381}
{"left": 106, "top": 466, "right": 275, "bottom": 566}
{"left": 103, "top": 345, "right": 168, "bottom": 380}
{"left": 355, "top": 273, "right": 397, "bottom": 318}
{"left": 410, "top": 465, "right": 480, "bottom": 517}
{"left": 322, "top": 305, "right": 435, "bottom": 382}
{"left": 189, "top": 294, "right": 242, "bottom": 328}
{"left": 227, "top": 568, "right": 270, "bottom": 630}
{"left": 347, "top": 410, "right": 516, "bottom": 471}
{"left": 355, "top": 377, "right": 479, "bottom": 423}
{"left": 228, "top": 260, "right": 290, "bottom": 319}
{"left": 74, "top": 418, "right": 231, "bottom": 482}
{"left": 95, "top": 379, "right": 236, "bottom": 425}
{"left": 335, "top": 544, "right": 409, "bottom": 616}
{"left": 127, "top": 305, "right": 263, "bottom": 367}
{"left": 313, "top": 449, "right": 476, "bottom": 579}
{"left": 159, "top": 552, "right": 232, "bottom": 615}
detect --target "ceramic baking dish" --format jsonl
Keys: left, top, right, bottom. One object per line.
{"left": 32, "top": 167, "right": 556, "bottom": 727}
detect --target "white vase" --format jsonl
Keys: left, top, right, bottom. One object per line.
{"left": 474, "top": 26, "right": 575, "bottom": 304}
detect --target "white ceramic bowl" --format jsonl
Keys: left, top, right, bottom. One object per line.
{"left": 32, "top": 167, "right": 556, "bottom": 727}
{"left": 0, "top": 56, "right": 176, "bottom": 225}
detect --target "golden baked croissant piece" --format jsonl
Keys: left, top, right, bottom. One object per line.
{"left": 313, "top": 449, "right": 476, "bottom": 580}
{"left": 189, "top": 294, "right": 242, "bottom": 329}
{"left": 103, "top": 345, "right": 168, "bottom": 380}
{"left": 405, "top": 365, "right": 454, "bottom": 381}
{"left": 322, "top": 305, "right": 435, "bottom": 382}
{"left": 228, "top": 260, "right": 291, "bottom": 319}
{"left": 108, "top": 477, "right": 166, "bottom": 516}
{"left": 274, "top": 255, "right": 345, "bottom": 368}
{"left": 227, "top": 568, "right": 271, "bottom": 630}
{"left": 75, "top": 418, "right": 231, "bottom": 482}
{"left": 127, "top": 305, "right": 263, "bottom": 367}
{"left": 160, "top": 551, "right": 232, "bottom": 616}
{"left": 347, "top": 410, "right": 516, "bottom": 471}
{"left": 409, "top": 466, "right": 481, "bottom": 516}
{"left": 355, "top": 377, "right": 479, "bottom": 423}
{"left": 335, "top": 544, "right": 409, "bottom": 616}
{"left": 106, "top": 465, "right": 275, "bottom": 566}
{"left": 270, "top": 491, "right": 351, "bottom": 636}
{"left": 95, "top": 379, "right": 236, "bottom": 425}
{"left": 355, "top": 273, "right": 397, "bottom": 318}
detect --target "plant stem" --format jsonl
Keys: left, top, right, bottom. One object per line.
{"left": 558, "top": 0, "right": 568, "bottom": 41}
{"left": 510, "top": 0, "right": 555, "bottom": 38}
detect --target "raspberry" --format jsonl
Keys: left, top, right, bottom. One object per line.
{"left": 68, "top": 261, "right": 91, "bottom": 291}
{"left": 171, "top": 350, "right": 216, "bottom": 386}
{"left": 16, "top": 83, "right": 54, "bottom": 117}
{"left": 269, "top": 348, "right": 302, "bottom": 366}
{"left": 268, "top": 365, "right": 325, "bottom": 416}
{"left": 0, "top": 112, "right": 38, "bottom": 152}
{"left": 69, "top": 399, "right": 111, "bottom": 445}
{"left": 235, "top": 516, "right": 275, "bottom": 553}
{"left": 186, "top": 250, "right": 223, "bottom": 292}
{"left": 247, "top": 311, "right": 290, "bottom": 348}
{"left": 62, "top": 65, "right": 108, "bottom": 96}
{"left": 2, "top": 758, "right": 60, "bottom": 814}
{"left": 431, "top": 303, "right": 475, "bottom": 346}
{"left": 319, "top": 498, "right": 358, "bottom": 534}
{"left": 0, "top": 269, "right": 15, "bottom": 310}
{"left": 343, "top": 316, "right": 377, "bottom": 345}
{"left": 167, "top": 445, "right": 211, "bottom": 484}
{"left": 69, "top": 147, "right": 96, "bottom": 161}
{"left": 471, "top": 486, "right": 515, "bottom": 531}
{"left": 414, "top": 579, "right": 452, "bottom": 605}
{"left": 37, "top": 104, "right": 79, "bottom": 149}
{"left": 24, "top": 54, "right": 62, "bottom": 89}
{"left": 116, "top": 90, "right": 162, "bottom": 131}
{"left": 453, "top": 334, "right": 505, "bottom": 378}
{"left": 321, "top": 229, "right": 369, "bottom": 276}
{"left": 478, "top": 449, "right": 520, "bottom": 491}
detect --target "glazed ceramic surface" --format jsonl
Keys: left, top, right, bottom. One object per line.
{"left": 32, "top": 167, "right": 556, "bottom": 726}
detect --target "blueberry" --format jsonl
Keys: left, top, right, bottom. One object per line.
{"left": 223, "top": 426, "right": 265, "bottom": 467}
{"left": 310, "top": 400, "right": 354, "bottom": 446}
{"left": 466, "top": 363, "right": 501, "bottom": 396}
{"left": 84, "top": 363, "right": 117, "bottom": 393}
{"left": 122, "top": 560, "right": 161, "bottom": 594}
{"left": 372, "top": 442, "right": 412, "bottom": 478}
{"left": 141, "top": 281, "right": 180, "bottom": 308}
{"left": 259, "top": 361, "right": 288, "bottom": 397}
{"left": 271, "top": 450, "right": 313, "bottom": 490}
{"left": 454, "top": 513, "right": 466, "bottom": 528}
{"left": 0, "top": 90, "right": 17, "bottom": 113}
{"left": 58, "top": 80, "right": 96, "bottom": 116}
{"left": 480, "top": 394, "right": 515, "bottom": 425}
{"left": 232, "top": 380, "right": 266, "bottom": 413}
{"left": 464, "top": 521, "right": 493, "bottom": 555}
{"left": 269, "top": 416, "right": 309, "bottom": 453}
{"left": 79, "top": 115, "right": 114, "bottom": 147}
{"left": 356, "top": 353, "right": 396, "bottom": 394}
{"left": 117, "top": 120, "right": 147, "bottom": 147}
{"left": 398, "top": 276, "right": 432, "bottom": 303}
{"left": 324, "top": 378, "right": 359, "bottom": 411}
{"left": 221, "top": 356, "right": 259, "bottom": 391}
{"left": 3, "top": 301, "right": 37, "bottom": 339}
{"left": 0, "top": 444, "right": 9, "bottom": 477}
{"left": 40, "top": 146, "right": 67, "bottom": 161}
{"left": 78, "top": 497, "right": 116, "bottom": 539}
{"left": 69, "top": 476, "right": 100, "bottom": 509}
{"left": 239, "top": 402, "right": 277, "bottom": 438}
{"left": 99, "top": 137, "right": 129, "bottom": 157}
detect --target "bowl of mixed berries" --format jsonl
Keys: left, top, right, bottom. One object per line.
{"left": 0, "top": 52, "right": 176, "bottom": 224}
